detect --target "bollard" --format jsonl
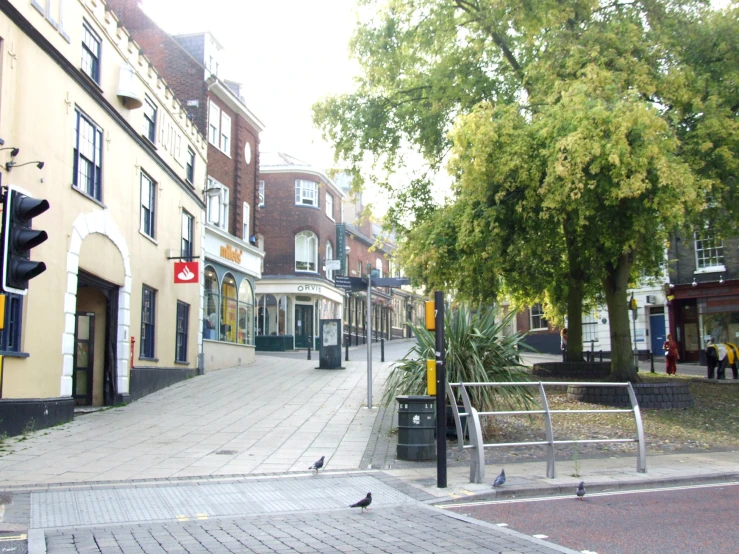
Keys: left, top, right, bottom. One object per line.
{"left": 599, "top": 350, "right": 603, "bottom": 362}
{"left": 650, "top": 351, "right": 655, "bottom": 373}
{"left": 307, "top": 342, "right": 311, "bottom": 360}
{"left": 381, "top": 338, "right": 385, "bottom": 362}
{"left": 345, "top": 338, "right": 349, "bottom": 362}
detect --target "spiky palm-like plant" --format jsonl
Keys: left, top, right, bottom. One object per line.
{"left": 382, "top": 305, "right": 534, "bottom": 410}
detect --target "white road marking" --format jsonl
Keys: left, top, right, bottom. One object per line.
{"left": 533, "top": 534, "right": 548, "bottom": 539}
{"left": 438, "top": 481, "right": 739, "bottom": 508}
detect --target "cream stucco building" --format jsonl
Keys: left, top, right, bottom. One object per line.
{"left": 0, "top": 0, "right": 208, "bottom": 435}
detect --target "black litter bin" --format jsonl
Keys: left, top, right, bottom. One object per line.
{"left": 396, "top": 395, "right": 436, "bottom": 461}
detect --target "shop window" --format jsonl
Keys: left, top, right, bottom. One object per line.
{"left": 221, "top": 273, "right": 237, "bottom": 343}
{"left": 238, "top": 279, "right": 254, "bottom": 345}
{"left": 203, "top": 266, "right": 219, "bottom": 340}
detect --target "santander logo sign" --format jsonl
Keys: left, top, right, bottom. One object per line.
{"left": 174, "top": 261, "right": 199, "bottom": 284}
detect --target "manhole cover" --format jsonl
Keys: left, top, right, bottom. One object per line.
{"left": 214, "top": 449, "right": 238, "bottom": 455}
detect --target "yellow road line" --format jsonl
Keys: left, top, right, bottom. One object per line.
{"left": 0, "top": 534, "right": 27, "bottom": 542}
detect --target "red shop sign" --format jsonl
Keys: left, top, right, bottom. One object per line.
{"left": 174, "top": 261, "right": 199, "bottom": 284}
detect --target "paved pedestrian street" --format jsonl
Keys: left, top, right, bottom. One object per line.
{"left": 38, "top": 476, "right": 574, "bottom": 554}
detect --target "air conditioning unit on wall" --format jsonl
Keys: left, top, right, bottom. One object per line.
{"left": 645, "top": 295, "right": 657, "bottom": 304}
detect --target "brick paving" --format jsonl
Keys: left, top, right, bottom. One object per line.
{"left": 44, "top": 504, "right": 577, "bottom": 554}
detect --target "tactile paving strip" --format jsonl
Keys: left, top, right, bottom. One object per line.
{"left": 31, "top": 474, "right": 415, "bottom": 529}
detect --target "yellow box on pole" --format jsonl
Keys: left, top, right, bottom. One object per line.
{"left": 0, "top": 294, "right": 5, "bottom": 330}
{"left": 425, "top": 300, "right": 435, "bottom": 331}
{"left": 426, "top": 359, "right": 436, "bottom": 395}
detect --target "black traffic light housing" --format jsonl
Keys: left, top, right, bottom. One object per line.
{"left": 1, "top": 186, "right": 49, "bottom": 295}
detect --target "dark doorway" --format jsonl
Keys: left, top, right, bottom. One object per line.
{"left": 295, "top": 304, "right": 313, "bottom": 348}
{"left": 73, "top": 313, "right": 95, "bottom": 406}
{"left": 77, "top": 271, "right": 120, "bottom": 406}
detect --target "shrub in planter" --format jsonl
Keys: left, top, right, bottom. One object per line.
{"left": 382, "top": 305, "right": 534, "bottom": 412}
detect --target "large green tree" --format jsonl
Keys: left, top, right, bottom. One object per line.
{"left": 314, "top": 0, "right": 737, "bottom": 380}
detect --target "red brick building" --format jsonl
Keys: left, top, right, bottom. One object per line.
{"left": 109, "top": 0, "right": 265, "bottom": 370}
{"left": 256, "top": 153, "right": 346, "bottom": 349}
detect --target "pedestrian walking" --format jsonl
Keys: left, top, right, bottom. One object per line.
{"left": 560, "top": 328, "right": 568, "bottom": 361}
{"left": 663, "top": 333, "right": 679, "bottom": 375}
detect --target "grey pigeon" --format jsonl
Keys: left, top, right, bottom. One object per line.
{"left": 576, "top": 481, "right": 585, "bottom": 500}
{"left": 493, "top": 469, "right": 506, "bottom": 487}
{"left": 350, "top": 492, "right": 372, "bottom": 512}
{"left": 309, "top": 456, "right": 324, "bottom": 473}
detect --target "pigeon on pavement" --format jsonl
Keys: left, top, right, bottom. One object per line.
{"left": 576, "top": 481, "right": 586, "bottom": 500}
{"left": 350, "top": 492, "right": 372, "bottom": 513}
{"left": 309, "top": 456, "right": 325, "bottom": 473}
{"left": 493, "top": 469, "right": 506, "bottom": 487}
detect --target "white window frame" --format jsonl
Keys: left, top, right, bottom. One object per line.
{"left": 242, "top": 201, "right": 250, "bottom": 241}
{"left": 326, "top": 192, "right": 334, "bottom": 220}
{"left": 143, "top": 95, "right": 157, "bottom": 143}
{"left": 220, "top": 112, "right": 231, "bottom": 154}
{"left": 208, "top": 100, "right": 220, "bottom": 147}
{"left": 530, "top": 303, "right": 548, "bottom": 331}
{"left": 258, "top": 180, "right": 265, "bottom": 207}
{"left": 140, "top": 171, "right": 156, "bottom": 239}
{"left": 376, "top": 258, "right": 383, "bottom": 277}
{"left": 181, "top": 210, "right": 194, "bottom": 260}
{"left": 582, "top": 314, "right": 599, "bottom": 343}
{"left": 206, "top": 177, "right": 229, "bottom": 231}
{"left": 295, "top": 179, "right": 318, "bottom": 207}
{"left": 325, "top": 241, "right": 334, "bottom": 280}
{"left": 295, "top": 231, "right": 318, "bottom": 272}
{"left": 694, "top": 230, "right": 725, "bottom": 272}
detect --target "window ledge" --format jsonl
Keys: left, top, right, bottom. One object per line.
{"left": 139, "top": 230, "right": 158, "bottom": 245}
{"left": 142, "top": 134, "right": 158, "bottom": 149}
{"left": 294, "top": 203, "right": 320, "bottom": 210}
{"left": 0, "top": 350, "right": 30, "bottom": 358}
{"left": 174, "top": 360, "right": 190, "bottom": 366}
{"left": 695, "top": 265, "right": 725, "bottom": 274}
{"left": 71, "top": 185, "right": 106, "bottom": 208}
{"left": 79, "top": 69, "right": 104, "bottom": 94}
{"left": 138, "top": 357, "right": 159, "bottom": 362}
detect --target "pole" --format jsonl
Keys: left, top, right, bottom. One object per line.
{"left": 631, "top": 296, "right": 638, "bottom": 372}
{"left": 434, "top": 290, "right": 447, "bottom": 488}
{"left": 381, "top": 337, "right": 385, "bottom": 362}
{"left": 366, "top": 270, "right": 372, "bottom": 409}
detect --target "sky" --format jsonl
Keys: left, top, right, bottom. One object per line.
{"left": 141, "top": 0, "right": 359, "bottom": 170}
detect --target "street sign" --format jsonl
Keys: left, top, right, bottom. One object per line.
{"left": 326, "top": 259, "right": 341, "bottom": 270}
{"left": 334, "top": 275, "right": 367, "bottom": 291}
{"left": 373, "top": 277, "right": 410, "bottom": 288}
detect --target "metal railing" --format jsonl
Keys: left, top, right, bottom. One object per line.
{"left": 446, "top": 381, "right": 647, "bottom": 484}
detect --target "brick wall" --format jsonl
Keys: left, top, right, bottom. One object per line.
{"left": 108, "top": 0, "right": 259, "bottom": 241}
{"left": 206, "top": 93, "right": 260, "bottom": 239}
{"left": 107, "top": 0, "right": 209, "bottom": 135}
{"left": 669, "top": 233, "right": 739, "bottom": 286}
{"left": 259, "top": 172, "right": 342, "bottom": 277}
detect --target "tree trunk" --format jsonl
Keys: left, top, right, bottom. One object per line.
{"left": 602, "top": 252, "right": 638, "bottom": 382}
{"left": 563, "top": 216, "right": 584, "bottom": 362}
{"left": 566, "top": 276, "right": 584, "bottom": 362}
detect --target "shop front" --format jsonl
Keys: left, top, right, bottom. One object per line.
{"left": 255, "top": 278, "right": 344, "bottom": 351}
{"left": 668, "top": 280, "right": 739, "bottom": 364}
{"left": 202, "top": 226, "right": 264, "bottom": 370}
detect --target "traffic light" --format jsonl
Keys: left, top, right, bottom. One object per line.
{"left": 1, "top": 186, "right": 49, "bottom": 295}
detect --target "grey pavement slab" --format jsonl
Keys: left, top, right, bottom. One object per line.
{"left": 0, "top": 341, "right": 413, "bottom": 487}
